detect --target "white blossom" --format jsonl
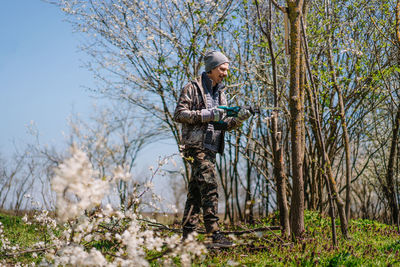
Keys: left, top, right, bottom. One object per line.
{"left": 51, "top": 145, "right": 109, "bottom": 222}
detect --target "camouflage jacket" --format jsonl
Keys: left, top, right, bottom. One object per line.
{"left": 173, "top": 74, "right": 242, "bottom": 154}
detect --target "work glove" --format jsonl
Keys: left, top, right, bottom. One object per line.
{"left": 237, "top": 108, "right": 252, "bottom": 122}
{"left": 201, "top": 107, "right": 226, "bottom": 122}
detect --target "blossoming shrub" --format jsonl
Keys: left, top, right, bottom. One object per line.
{"left": 1, "top": 146, "right": 206, "bottom": 266}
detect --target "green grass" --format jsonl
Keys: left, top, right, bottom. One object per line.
{"left": 197, "top": 211, "right": 400, "bottom": 266}
{"left": 1, "top": 210, "right": 400, "bottom": 266}
{"left": 0, "top": 212, "right": 47, "bottom": 265}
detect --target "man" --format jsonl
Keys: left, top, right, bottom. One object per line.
{"left": 173, "top": 51, "right": 251, "bottom": 247}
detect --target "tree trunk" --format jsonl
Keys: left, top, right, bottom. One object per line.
{"left": 233, "top": 133, "right": 243, "bottom": 221}
{"left": 383, "top": 0, "right": 400, "bottom": 231}
{"left": 287, "top": 0, "right": 306, "bottom": 239}
{"left": 324, "top": 0, "right": 352, "bottom": 223}
{"left": 255, "top": 0, "right": 291, "bottom": 237}
{"left": 384, "top": 105, "right": 400, "bottom": 228}
{"left": 300, "top": 11, "right": 342, "bottom": 243}
{"left": 271, "top": 112, "right": 291, "bottom": 236}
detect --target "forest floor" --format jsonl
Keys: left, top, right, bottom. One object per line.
{"left": 1, "top": 210, "right": 400, "bottom": 266}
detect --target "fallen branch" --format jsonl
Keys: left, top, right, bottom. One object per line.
{"left": 222, "top": 226, "right": 281, "bottom": 235}
{"left": 1, "top": 245, "right": 55, "bottom": 257}
{"left": 139, "top": 219, "right": 182, "bottom": 233}
{"left": 139, "top": 218, "right": 280, "bottom": 236}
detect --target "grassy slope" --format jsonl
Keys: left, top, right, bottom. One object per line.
{"left": 1, "top": 210, "right": 400, "bottom": 266}
{"left": 201, "top": 211, "right": 400, "bottom": 266}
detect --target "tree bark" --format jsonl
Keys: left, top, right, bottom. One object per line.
{"left": 384, "top": 99, "right": 400, "bottom": 229}
{"left": 287, "top": 0, "right": 306, "bottom": 239}
{"left": 255, "top": 0, "right": 291, "bottom": 237}
{"left": 271, "top": 112, "right": 291, "bottom": 236}
{"left": 383, "top": 0, "right": 400, "bottom": 230}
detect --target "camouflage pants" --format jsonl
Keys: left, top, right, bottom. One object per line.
{"left": 182, "top": 147, "right": 219, "bottom": 234}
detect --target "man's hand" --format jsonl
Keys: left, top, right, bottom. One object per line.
{"left": 201, "top": 107, "right": 226, "bottom": 122}
{"left": 211, "top": 107, "right": 226, "bottom": 121}
{"left": 237, "top": 108, "right": 251, "bottom": 122}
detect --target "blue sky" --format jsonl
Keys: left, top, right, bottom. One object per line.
{"left": 0, "top": 0, "right": 178, "bottom": 166}
{"left": 0, "top": 1, "right": 97, "bottom": 156}
{"left": 0, "top": 0, "right": 178, "bottom": 173}
{"left": 0, "top": 1, "right": 181, "bottom": 211}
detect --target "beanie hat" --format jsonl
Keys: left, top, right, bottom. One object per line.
{"left": 204, "top": 51, "right": 230, "bottom": 72}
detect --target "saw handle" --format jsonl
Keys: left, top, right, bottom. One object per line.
{"left": 217, "top": 106, "right": 241, "bottom": 117}
{"left": 217, "top": 106, "right": 259, "bottom": 117}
